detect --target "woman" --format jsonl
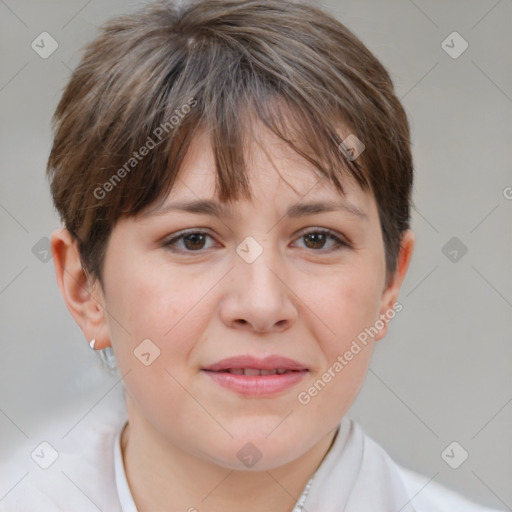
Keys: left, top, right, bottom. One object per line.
{"left": 3, "top": 1, "right": 504, "bottom": 510}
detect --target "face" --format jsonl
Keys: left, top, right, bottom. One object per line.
{"left": 86, "top": 124, "right": 411, "bottom": 470}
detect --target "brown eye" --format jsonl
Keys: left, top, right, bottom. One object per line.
{"left": 303, "top": 232, "right": 328, "bottom": 249}
{"left": 164, "top": 231, "right": 216, "bottom": 253}
{"left": 182, "top": 233, "right": 207, "bottom": 250}
{"left": 294, "top": 229, "right": 349, "bottom": 252}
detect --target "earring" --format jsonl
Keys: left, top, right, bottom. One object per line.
{"left": 89, "top": 340, "right": 117, "bottom": 372}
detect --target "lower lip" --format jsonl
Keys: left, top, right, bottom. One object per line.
{"left": 202, "top": 370, "right": 308, "bottom": 396}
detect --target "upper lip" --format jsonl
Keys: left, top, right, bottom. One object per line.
{"left": 202, "top": 355, "right": 308, "bottom": 372}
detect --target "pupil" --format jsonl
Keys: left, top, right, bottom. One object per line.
{"left": 184, "top": 233, "right": 205, "bottom": 250}
{"left": 305, "top": 233, "right": 325, "bottom": 249}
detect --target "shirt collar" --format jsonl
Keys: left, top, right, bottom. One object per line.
{"left": 113, "top": 420, "right": 138, "bottom": 512}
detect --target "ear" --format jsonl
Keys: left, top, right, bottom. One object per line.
{"left": 50, "top": 227, "right": 111, "bottom": 350}
{"left": 373, "top": 229, "right": 415, "bottom": 342}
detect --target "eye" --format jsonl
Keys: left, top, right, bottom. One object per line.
{"left": 293, "top": 229, "right": 350, "bottom": 252}
{"left": 163, "top": 230, "right": 217, "bottom": 253}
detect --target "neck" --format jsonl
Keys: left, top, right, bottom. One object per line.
{"left": 121, "top": 398, "right": 338, "bottom": 512}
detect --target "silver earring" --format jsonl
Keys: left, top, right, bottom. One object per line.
{"left": 89, "top": 339, "right": 117, "bottom": 372}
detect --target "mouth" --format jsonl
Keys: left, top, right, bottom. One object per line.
{"left": 205, "top": 368, "right": 301, "bottom": 376}
{"left": 201, "top": 355, "right": 309, "bottom": 395}
{"left": 202, "top": 354, "right": 308, "bottom": 373}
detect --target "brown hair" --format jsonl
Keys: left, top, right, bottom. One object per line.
{"left": 47, "top": 0, "right": 413, "bottom": 287}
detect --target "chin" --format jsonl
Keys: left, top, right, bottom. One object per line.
{"left": 201, "top": 426, "right": 308, "bottom": 471}
{"left": 208, "top": 446, "right": 301, "bottom": 472}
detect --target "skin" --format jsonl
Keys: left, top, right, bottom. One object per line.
{"left": 51, "top": 123, "right": 414, "bottom": 512}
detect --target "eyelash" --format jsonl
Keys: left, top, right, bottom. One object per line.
{"left": 163, "top": 228, "right": 351, "bottom": 255}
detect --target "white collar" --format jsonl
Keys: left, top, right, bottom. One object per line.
{"left": 114, "top": 420, "right": 138, "bottom": 512}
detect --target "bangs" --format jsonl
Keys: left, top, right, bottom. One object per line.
{"left": 105, "top": 39, "right": 373, "bottom": 223}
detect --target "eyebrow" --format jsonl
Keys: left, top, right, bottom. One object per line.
{"left": 145, "top": 198, "right": 368, "bottom": 220}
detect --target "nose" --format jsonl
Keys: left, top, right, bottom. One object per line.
{"left": 219, "top": 245, "right": 298, "bottom": 334}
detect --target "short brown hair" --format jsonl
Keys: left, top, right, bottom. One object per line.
{"left": 47, "top": 0, "right": 413, "bottom": 287}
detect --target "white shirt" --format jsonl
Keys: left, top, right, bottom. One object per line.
{"left": 1, "top": 384, "right": 504, "bottom": 511}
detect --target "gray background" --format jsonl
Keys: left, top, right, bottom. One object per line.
{"left": 1, "top": 0, "right": 511, "bottom": 509}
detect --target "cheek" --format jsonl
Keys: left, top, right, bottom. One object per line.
{"left": 292, "top": 256, "right": 384, "bottom": 409}
{"left": 307, "top": 263, "right": 383, "bottom": 349}
{"left": 104, "top": 262, "right": 217, "bottom": 424}
{"left": 105, "top": 259, "right": 217, "bottom": 369}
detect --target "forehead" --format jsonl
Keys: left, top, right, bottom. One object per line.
{"left": 145, "top": 124, "right": 375, "bottom": 220}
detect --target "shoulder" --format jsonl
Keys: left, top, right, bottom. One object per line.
{"left": 396, "top": 464, "right": 504, "bottom": 512}
{"left": 351, "top": 420, "right": 504, "bottom": 512}
{"left": 0, "top": 384, "right": 127, "bottom": 512}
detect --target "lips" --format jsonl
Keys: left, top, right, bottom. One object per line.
{"left": 217, "top": 368, "right": 293, "bottom": 375}
{"left": 202, "top": 355, "right": 308, "bottom": 373}
{"left": 201, "top": 355, "right": 309, "bottom": 396}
